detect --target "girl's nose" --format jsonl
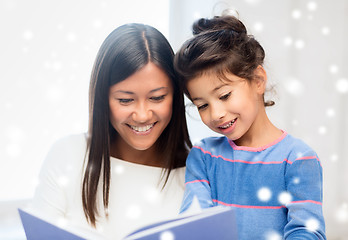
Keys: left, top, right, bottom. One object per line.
{"left": 132, "top": 102, "right": 152, "bottom": 123}
{"left": 210, "top": 103, "right": 225, "bottom": 123}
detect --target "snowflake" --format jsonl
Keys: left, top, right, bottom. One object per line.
{"left": 160, "top": 231, "right": 175, "bottom": 240}
{"left": 307, "top": 2, "right": 318, "bottom": 11}
{"left": 125, "top": 204, "right": 142, "bottom": 219}
{"left": 58, "top": 175, "right": 69, "bottom": 187}
{"left": 283, "top": 36, "right": 293, "bottom": 46}
{"left": 257, "top": 187, "right": 272, "bottom": 202}
{"left": 335, "top": 78, "right": 348, "bottom": 93}
{"left": 253, "top": 22, "right": 264, "bottom": 32}
{"left": 305, "top": 218, "right": 320, "bottom": 232}
{"left": 284, "top": 77, "right": 304, "bottom": 95}
{"left": 329, "top": 65, "right": 339, "bottom": 74}
{"left": 321, "top": 27, "right": 330, "bottom": 35}
{"left": 265, "top": 230, "right": 282, "bottom": 240}
{"left": 292, "top": 177, "right": 300, "bottom": 184}
{"left": 326, "top": 108, "right": 335, "bottom": 118}
{"left": 336, "top": 203, "right": 348, "bottom": 222}
{"left": 278, "top": 191, "right": 292, "bottom": 205}
{"left": 292, "top": 9, "right": 302, "bottom": 19}
{"left": 318, "top": 126, "right": 327, "bottom": 135}
{"left": 114, "top": 165, "right": 125, "bottom": 174}
{"left": 142, "top": 186, "right": 160, "bottom": 204}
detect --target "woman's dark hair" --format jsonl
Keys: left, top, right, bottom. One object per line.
{"left": 174, "top": 15, "right": 274, "bottom": 106}
{"left": 83, "top": 23, "right": 192, "bottom": 226}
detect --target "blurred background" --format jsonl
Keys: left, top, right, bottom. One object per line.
{"left": 0, "top": 0, "right": 347, "bottom": 239}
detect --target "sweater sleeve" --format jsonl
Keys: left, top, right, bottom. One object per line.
{"left": 284, "top": 150, "right": 326, "bottom": 240}
{"left": 180, "top": 144, "right": 213, "bottom": 213}
{"left": 30, "top": 134, "right": 86, "bottom": 221}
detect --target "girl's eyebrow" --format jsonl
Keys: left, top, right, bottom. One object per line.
{"left": 191, "top": 84, "right": 229, "bottom": 102}
{"left": 192, "top": 97, "right": 202, "bottom": 102}
{"left": 212, "top": 83, "right": 229, "bottom": 92}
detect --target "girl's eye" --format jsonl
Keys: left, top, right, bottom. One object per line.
{"left": 197, "top": 104, "right": 208, "bottom": 111}
{"left": 118, "top": 98, "right": 134, "bottom": 104}
{"left": 219, "top": 92, "right": 231, "bottom": 100}
{"left": 150, "top": 95, "right": 166, "bottom": 101}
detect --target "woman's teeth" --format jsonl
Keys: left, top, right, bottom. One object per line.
{"left": 130, "top": 123, "right": 154, "bottom": 132}
{"left": 220, "top": 119, "right": 236, "bottom": 129}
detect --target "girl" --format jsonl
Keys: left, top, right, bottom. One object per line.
{"left": 31, "top": 23, "right": 192, "bottom": 239}
{"left": 174, "top": 15, "right": 326, "bottom": 239}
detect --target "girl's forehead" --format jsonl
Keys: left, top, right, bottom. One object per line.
{"left": 190, "top": 70, "right": 245, "bottom": 86}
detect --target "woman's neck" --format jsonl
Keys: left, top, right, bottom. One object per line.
{"left": 110, "top": 138, "right": 164, "bottom": 167}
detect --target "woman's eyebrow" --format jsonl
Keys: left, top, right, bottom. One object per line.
{"left": 113, "top": 90, "right": 134, "bottom": 95}
{"left": 150, "top": 87, "right": 167, "bottom": 93}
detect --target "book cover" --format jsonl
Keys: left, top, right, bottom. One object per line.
{"left": 18, "top": 204, "right": 238, "bottom": 240}
{"left": 123, "top": 206, "right": 238, "bottom": 240}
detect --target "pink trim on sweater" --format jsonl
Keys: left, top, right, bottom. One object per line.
{"left": 212, "top": 199, "right": 286, "bottom": 209}
{"left": 228, "top": 130, "right": 288, "bottom": 152}
{"left": 185, "top": 179, "right": 210, "bottom": 185}
{"left": 290, "top": 200, "right": 323, "bottom": 205}
{"left": 213, "top": 199, "right": 322, "bottom": 208}
{"left": 288, "top": 155, "right": 322, "bottom": 167}
{"left": 193, "top": 146, "right": 292, "bottom": 165}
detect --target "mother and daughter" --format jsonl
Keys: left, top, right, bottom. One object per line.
{"left": 31, "top": 13, "right": 326, "bottom": 240}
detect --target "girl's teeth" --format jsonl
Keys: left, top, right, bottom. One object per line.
{"left": 220, "top": 119, "right": 235, "bottom": 129}
{"left": 131, "top": 124, "right": 154, "bottom": 132}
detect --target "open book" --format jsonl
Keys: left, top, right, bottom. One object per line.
{"left": 19, "top": 204, "right": 237, "bottom": 239}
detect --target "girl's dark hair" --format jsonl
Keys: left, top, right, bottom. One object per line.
{"left": 174, "top": 15, "right": 274, "bottom": 107}
{"left": 83, "top": 23, "right": 192, "bottom": 226}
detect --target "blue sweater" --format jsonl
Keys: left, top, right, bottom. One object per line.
{"left": 181, "top": 132, "right": 326, "bottom": 240}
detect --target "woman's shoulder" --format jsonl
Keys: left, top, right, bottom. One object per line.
{"left": 41, "top": 133, "right": 88, "bottom": 170}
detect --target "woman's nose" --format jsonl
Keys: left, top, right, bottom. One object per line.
{"left": 132, "top": 102, "right": 152, "bottom": 123}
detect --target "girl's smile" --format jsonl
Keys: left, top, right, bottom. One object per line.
{"left": 217, "top": 118, "right": 237, "bottom": 134}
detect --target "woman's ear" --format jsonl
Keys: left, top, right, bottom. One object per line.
{"left": 253, "top": 65, "right": 267, "bottom": 94}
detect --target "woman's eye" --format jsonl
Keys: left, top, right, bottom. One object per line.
{"left": 219, "top": 92, "right": 231, "bottom": 100}
{"left": 197, "top": 104, "right": 208, "bottom": 111}
{"left": 118, "top": 98, "right": 133, "bottom": 104}
{"left": 150, "top": 95, "right": 165, "bottom": 101}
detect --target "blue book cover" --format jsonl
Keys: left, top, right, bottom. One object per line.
{"left": 18, "top": 205, "right": 238, "bottom": 240}
{"left": 18, "top": 209, "right": 86, "bottom": 240}
{"left": 123, "top": 206, "right": 238, "bottom": 240}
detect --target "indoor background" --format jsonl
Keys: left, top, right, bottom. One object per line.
{"left": 0, "top": 0, "right": 347, "bottom": 239}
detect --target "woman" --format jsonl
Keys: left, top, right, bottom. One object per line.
{"left": 31, "top": 23, "right": 192, "bottom": 239}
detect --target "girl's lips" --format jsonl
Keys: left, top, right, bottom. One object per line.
{"left": 217, "top": 118, "right": 237, "bottom": 134}
{"left": 218, "top": 118, "right": 237, "bottom": 129}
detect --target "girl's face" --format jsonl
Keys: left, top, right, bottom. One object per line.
{"left": 109, "top": 62, "right": 173, "bottom": 152}
{"left": 187, "top": 69, "right": 266, "bottom": 143}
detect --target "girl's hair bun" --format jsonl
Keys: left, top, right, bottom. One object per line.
{"left": 192, "top": 15, "right": 247, "bottom": 36}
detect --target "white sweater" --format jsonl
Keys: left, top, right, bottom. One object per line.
{"left": 31, "top": 133, "right": 185, "bottom": 239}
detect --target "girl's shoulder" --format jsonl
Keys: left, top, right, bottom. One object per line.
{"left": 281, "top": 133, "right": 318, "bottom": 159}
{"left": 191, "top": 136, "right": 230, "bottom": 153}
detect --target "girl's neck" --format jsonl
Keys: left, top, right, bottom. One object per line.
{"left": 110, "top": 138, "right": 164, "bottom": 167}
{"left": 234, "top": 108, "right": 282, "bottom": 148}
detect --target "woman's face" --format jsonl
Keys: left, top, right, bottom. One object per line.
{"left": 109, "top": 62, "right": 173, "bottom": 151}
